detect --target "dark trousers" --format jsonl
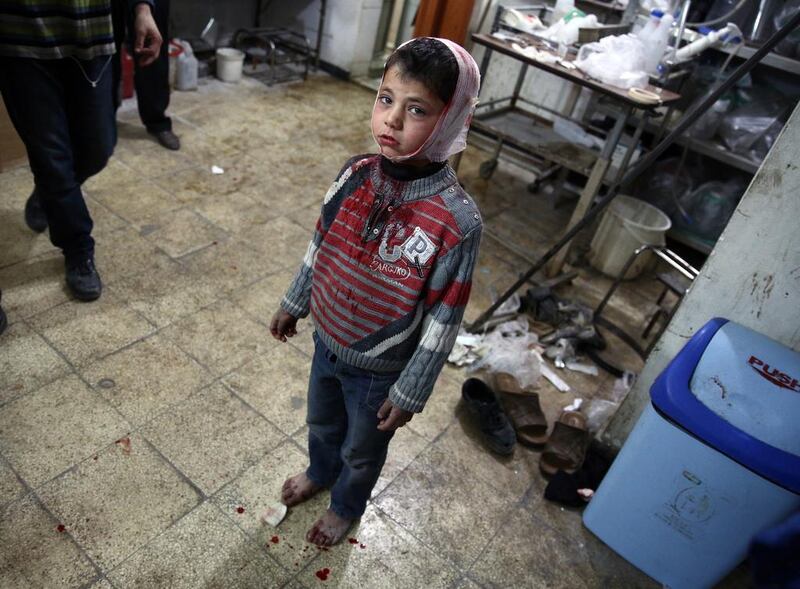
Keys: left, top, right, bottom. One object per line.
{"left": 306, "top": 333, "right": 400, "bottom": 519}
{"left": 113, "top": 0, "right": 171, "bottom": 133}
{"left": 0, "top": 56, "right": 116, "bottom": 263}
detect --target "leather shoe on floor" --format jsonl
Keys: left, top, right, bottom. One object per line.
{"left": 462, "top": 378, "right": 516, "bottom": 456}
{"left": 152, "top": 130, "right": 181, "bottom": 151}
{"left": 66, "top": 258, "right": 102, "bottom": 301}
{"left": 25, "top": 190, "right": 48, "bottom": 233}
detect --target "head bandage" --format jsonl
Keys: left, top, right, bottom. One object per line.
{"left": 374, "top": 37, "right": 481, "bottom": 163}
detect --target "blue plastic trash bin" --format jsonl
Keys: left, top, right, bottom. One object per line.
{"left": 583, "top": 318, "right": 800, "bottom": 589}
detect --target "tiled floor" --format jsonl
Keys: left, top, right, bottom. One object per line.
{"left": 1, "top": 74, "right": 708, "bottom": 588}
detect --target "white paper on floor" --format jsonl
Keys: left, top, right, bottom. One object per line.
{"left": 260, "top": 501, "right": 287, "bottom": 527}
{"left": 211, "top": 165, "right": 225, "bottom": 174}
{"left": 540, "top": 362, "right": 570, "bottom": 392}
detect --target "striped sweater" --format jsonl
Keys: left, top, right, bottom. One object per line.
{"left": 282, "top": 155, "right": 482, "bottom": 413}
{"left": 0, "top": 0, "right": 152, "bottom": 60}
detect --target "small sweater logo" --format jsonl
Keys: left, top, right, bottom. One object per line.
{"left": 748, "top": 355, "right": 800, "bottom": 392}
{"left": 401, "top": 227, "right": 436, "bottom": 265}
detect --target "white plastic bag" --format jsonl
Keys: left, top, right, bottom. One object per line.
{"left": 542, "top": 12, "right": 599, "bottom": 45}
{"left": 575, "top": 34, "right": 649, "bottom": 89}
{"left": 469, "top": 319, "right": 542, "bottom": 390}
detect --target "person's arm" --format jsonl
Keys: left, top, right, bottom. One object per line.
{"left": 129, "top": 1, "right": 161, "bottom": 66}
{"left": 272, "top": 156, "right": 368, "bottom": 339}
{"left": 377, "top": 225, "right": 482, "bottom": 430}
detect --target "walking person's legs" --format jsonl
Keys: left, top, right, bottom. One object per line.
{"left": 130, "top": 0, "right": 178, "bottom": 149}
{"left": 0, "top": 56, "right": 113, "bottom": 300}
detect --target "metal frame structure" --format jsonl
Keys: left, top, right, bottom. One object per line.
{"left": 465, "top": 8, "right": 800, "bottom": 333}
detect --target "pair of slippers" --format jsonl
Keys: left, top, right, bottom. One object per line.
{"left": 492, "top": 373, "right": 591, "bottom": 476}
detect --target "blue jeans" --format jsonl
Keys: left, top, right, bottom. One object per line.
{"left": 0, "top": 55, "right": 116, "bottom": 264}
{"left": 306, "top": 332, "right": 400, "bottom": 519}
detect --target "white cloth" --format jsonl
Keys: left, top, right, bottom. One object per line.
{"left": 374, "top": 37, "right": 481, "bottom": 163}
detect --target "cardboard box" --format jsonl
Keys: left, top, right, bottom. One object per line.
{"left": 0, "top": 96, "right": 28, "bottom": 171}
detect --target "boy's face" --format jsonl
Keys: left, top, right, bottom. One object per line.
{"left": 372, "top": 65, "right": 447, "bottom": 162}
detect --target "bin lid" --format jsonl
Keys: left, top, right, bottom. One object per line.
{"left": 651, "top": 318, "right": 800, "bottom": 494}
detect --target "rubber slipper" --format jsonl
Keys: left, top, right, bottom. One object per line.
{"left": 491, "top": 371, "right": 525, "bottom": 395}
{"left": 540, "top": 411, "right": 590, "bottom": 476}
{"left": 501, "top": 392, "right": 548, "bottom": 446}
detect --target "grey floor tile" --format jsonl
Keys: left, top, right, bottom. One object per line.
{"left": 82, "top": 334, "right": 212, "bottom": 427}
{"left": 36, "top": 433, "right": 202, "bottom": 572}
{"left": 109, "top": 256, "right": 218, "bottom": 329}
{"left": 0, "top": 321, "right": 71, "bottom": 405}
{"left": 107, "top": 502, "right": 289, "bottom": 588}
{"left": 223, "top": 344, "right": 312, "bottom": 437}
{"left": 28, "top": 295, "right": 154, "bottom": 368}
{"left": 0, "top": 493, "right": 98, "bottom": 588}
{"left": 142, "top": 383, "right": 285, "bottom": 495}
{"left": 211, "top": 441, "right": 323, "bottom": 573}
{"left": 0, "top": 252, "right": 70, "bottom": 319}
{"left": 161, "top": 299, "right": 276, "bottom": 377}
{"left": 0, "top": 457, "right": 26, "bottom": 508}
{"left": 372, "top": 442, "right": 515, "bottom": 569}
{"left": 0, "top": 374, "right": 130, "bottom": 488}
{"left": 468, "top": 505, "right": 592, "bottom": 589}
{"left": 296, "top": 505, "right": 460, "bottom": 589}
{"left": 143, "top": 208, "right": 227, "bottom": 259}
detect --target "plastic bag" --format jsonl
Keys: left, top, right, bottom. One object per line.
{"left": 719, "top": 97, "right": 790, "bottom": 156}
{"left": 675, "top": 179, "right": 745, "bottom": 241}
{"left": 575, "top": 34, "right": 648, "bottom": 89}
{"left": 542, "top": 11, "right": 598, "bottom": 45}
{"left": 468, "top": 319, "right": 542, "bottom": 390}
{"left": 585, "top": 371, "right": 635, "bottom": 433}
{"left": 773, "top": 0, "right": 800, "bottom": 57}
{"left": 636, "top": 157, "right": 695, "bottom": 219}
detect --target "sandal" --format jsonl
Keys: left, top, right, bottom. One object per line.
{"left": 501, "top": 392, "right": 548, "bottom": 446}
{"left": 539, "top": 411, "right": 590, "bottom": 476}
{"left": 491, "top": 371, "right": 525, "bottom": 395}
{"left": 491, "top": 373, "right": 548, "bottom": 447}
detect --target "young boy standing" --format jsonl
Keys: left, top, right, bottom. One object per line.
{"left": 270, "top": 37, "right": 482, "bottom": 546}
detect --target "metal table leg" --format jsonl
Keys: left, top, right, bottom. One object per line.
{"left": 545, "top": 104, "right": 634, "bottom": 277}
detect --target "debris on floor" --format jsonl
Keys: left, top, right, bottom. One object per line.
{"left": 261, "top": 502, "right": 288, "bottom": 527}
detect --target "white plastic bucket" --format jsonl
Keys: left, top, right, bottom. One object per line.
{"left": 216, "top": 48, "right": 244, "bottom": 83}
{"left": 588, "top": 195, "right": 671, "bottom": 280}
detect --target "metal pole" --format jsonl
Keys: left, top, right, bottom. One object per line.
{"left": 466, "top": 10, "right": 800, "bottom": 332}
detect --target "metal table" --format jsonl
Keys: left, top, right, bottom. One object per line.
{"left": 466, "top": 32, "right": 680, "bottom": 276}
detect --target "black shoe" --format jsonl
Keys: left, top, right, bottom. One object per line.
{"left": 462, "top": 378, "right": 516, "bottom": 455}
{"left": 0, "top": 291, "right": 7, "bottom": 335}
{"left": 65, "top": 258, "right": 102, "bottom": 301}
{"left": 152, "top": 129, "right": 181, "bottom": 151}
{"left": 25, "top": 190, "right": 48, "bottom": 233}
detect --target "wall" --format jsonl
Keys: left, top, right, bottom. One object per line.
{"left": 602, "top": 101, "right": 800, "bottom": 449}
{"left": 257, "top": 0, "right": 385, "bottom": 76}
{"left": 170, "top": 0, "right": 384, "bottom": 76}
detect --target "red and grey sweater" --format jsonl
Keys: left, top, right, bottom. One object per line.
{"left": 282, "top": 155, "right": 482, "bottom": 413}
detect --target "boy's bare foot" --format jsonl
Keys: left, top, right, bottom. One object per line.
{"left": 281, "top": 472, "right": 321, "bottom": 507}
{"left": 306, "top": 509, "right": 352, "bottom": 546}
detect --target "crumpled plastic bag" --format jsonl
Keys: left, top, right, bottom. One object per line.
{"left": 575, "top": 34, "right": 648, "bottom": 89}
{"left": 542, "top": 11, "right": 599, "bottom": 46}
{"left": 468, "top": 319, "right": 542, "bottom": 390}
{"left": 674, "top": 179, "right": 745, "bottom": 241}
{"left": 719, "top": 98, "right": 790, "bottom": 157}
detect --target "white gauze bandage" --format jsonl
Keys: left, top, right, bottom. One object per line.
{"left": 373, "top": 37, "right": 481, "bottom": 163}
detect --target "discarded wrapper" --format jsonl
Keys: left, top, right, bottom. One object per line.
{"left": 260, "top": 501, "right": 287, "bottom": 527}
{"left": 211, "top": 165, "right": 225, "bottom": 175}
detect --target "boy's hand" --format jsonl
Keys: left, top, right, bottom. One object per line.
{"left": 270, "top": 309, "right": 298, "bottom": 342}
{"left": 377, "top": 399, "right": 413, "bottom": 432}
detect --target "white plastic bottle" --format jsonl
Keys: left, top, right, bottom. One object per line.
{"left": 176, "top": 40, "right": 198, "bottom": 91}
{"left": 644, "top": 12, "right": 674, "bottom": 73}
{"left": 637, "top": 9, "right": 664, "bottom": 42}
